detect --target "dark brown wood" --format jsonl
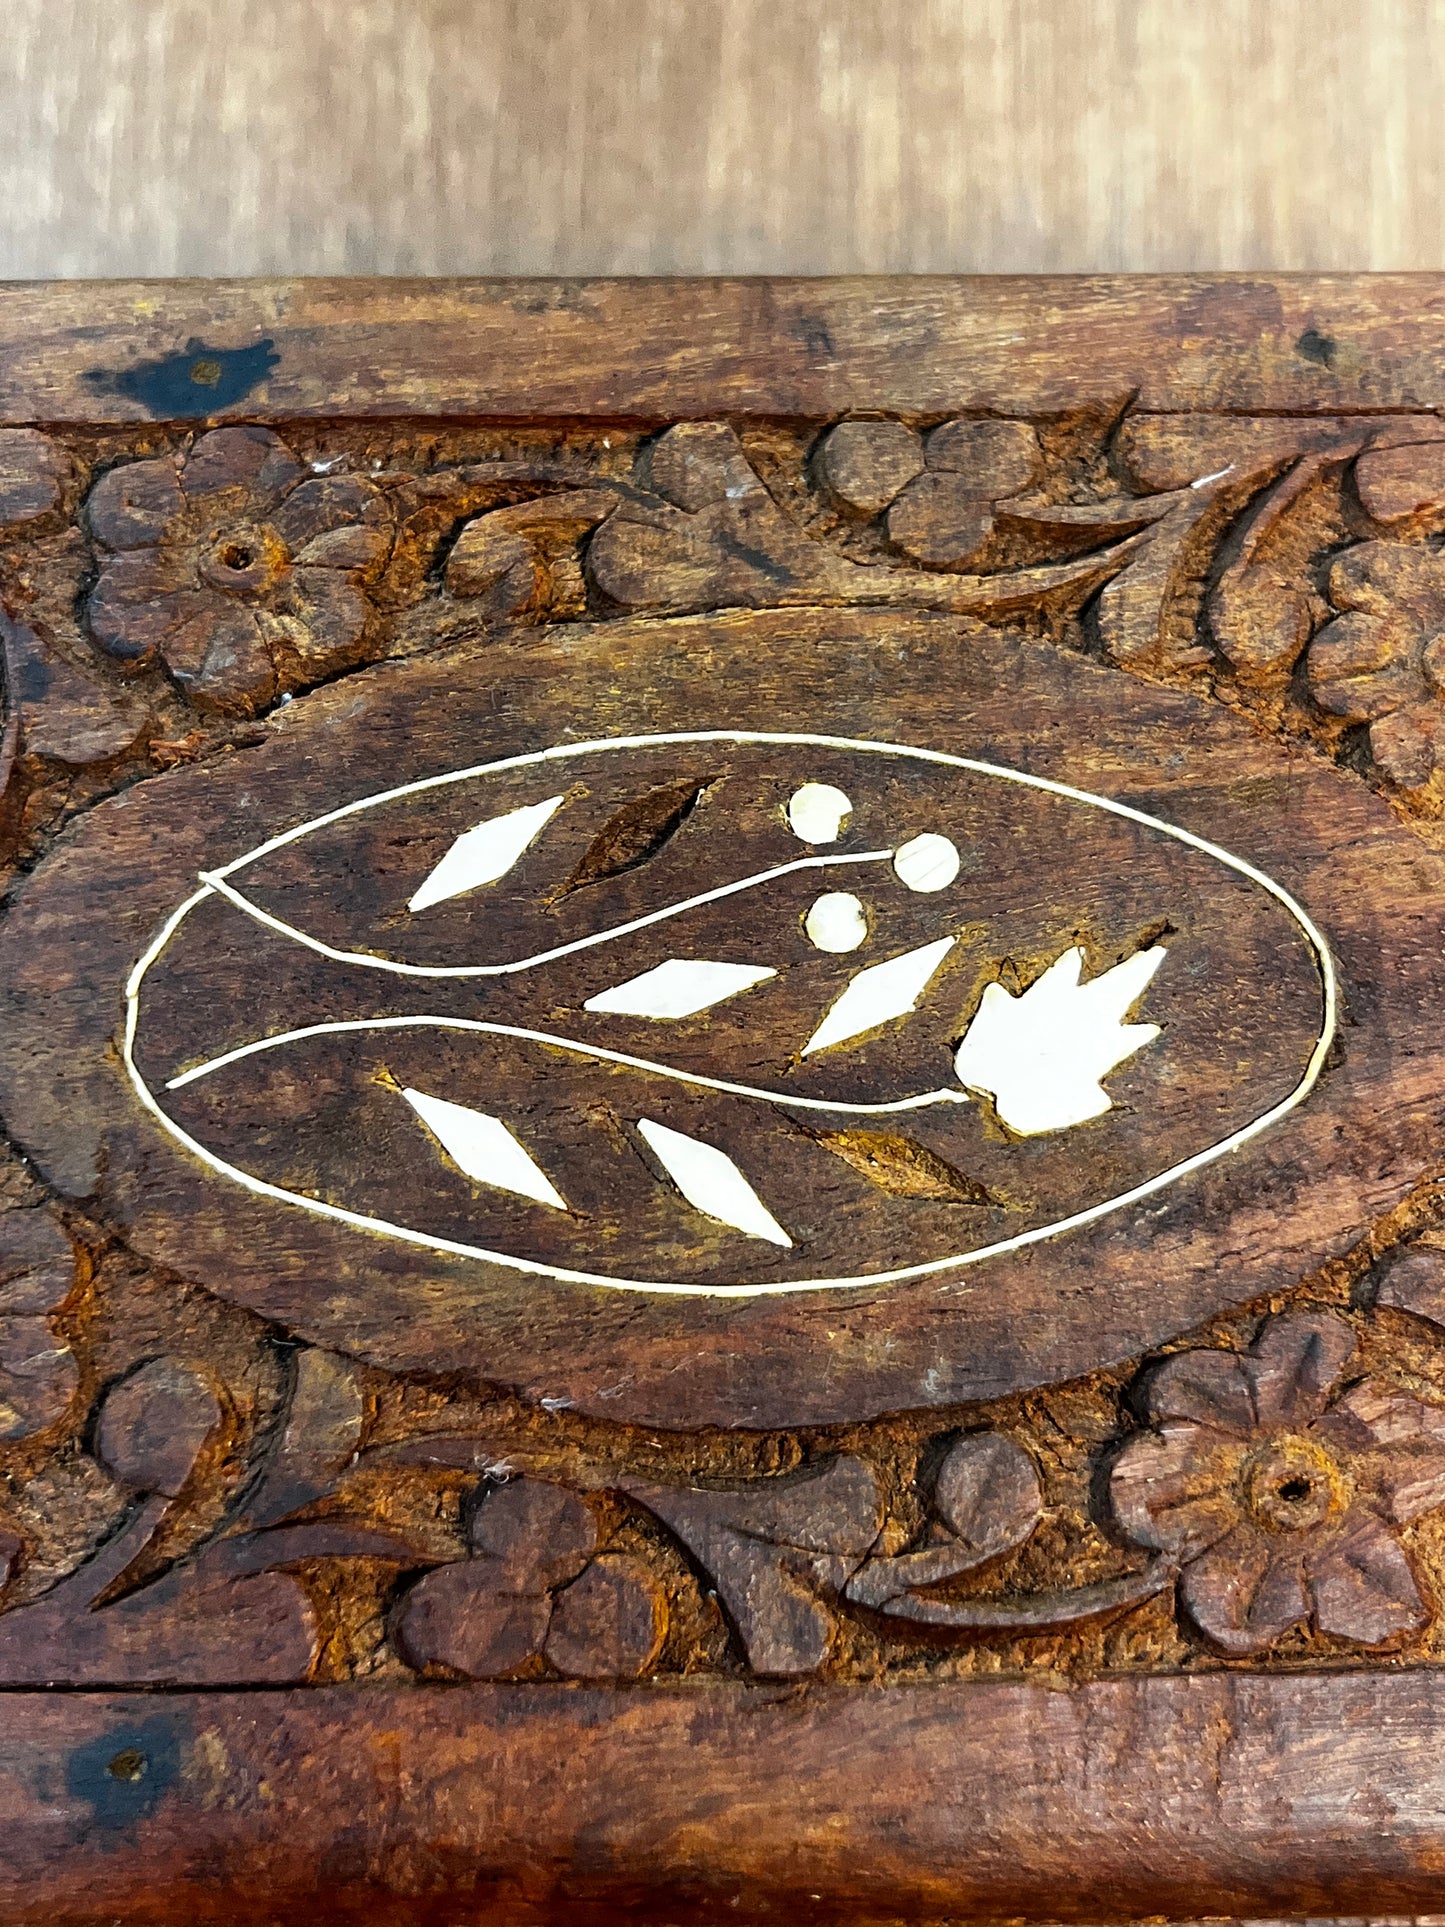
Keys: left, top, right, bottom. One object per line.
{"left": 2, "top": 1672, "right": 1445, "bottom": 1924}
{"left": 0, "top": 606, "right": 1434, "bottom": 1427}
{"left": 11, "top": 275, "right": 1445, "bottom": 1917}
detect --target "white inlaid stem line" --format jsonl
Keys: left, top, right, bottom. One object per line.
{"left": 121, "top": 731, "right": 1341, "bottom": 1299}
{"left": 637, "top": 1119, "right": 793, "bottom": 1247}
{"left": 197, "top": 850, "right": 894, "bottom": 980}
{"left": 163, "top": 1014, "right": 971, "bottom": 1115}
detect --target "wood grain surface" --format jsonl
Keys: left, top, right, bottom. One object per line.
{"left": 6, "top": 1673, "right": 1445, "bottom": 1923}
{"left": 13, "top": 276, "right": 1445, "bottom": 422}
{"left": 1, "top": 0, "right": 1443, "bottom": 280}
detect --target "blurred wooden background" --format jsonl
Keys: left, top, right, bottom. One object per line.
{"left": 1, "top": 0, "right": 1441, "bottom": 279}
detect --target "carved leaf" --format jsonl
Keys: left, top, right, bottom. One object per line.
{"left": 805, "top": 1127, "right": 1000, "bottom": 1205}
{"left": 554, "top": 776, "right": 709, "bottom": 900}
{"left": 846, "top": 1433, "right": 1041, "bottom": 1610}
{"left": 623, "top": 1457, "right": 882, "bottom": 1676}
{"left": 0, "top": 1497, "right": 317, "bottom": 1686}
{"left": 0, "top": 428, "right": 68, "bottom": 529}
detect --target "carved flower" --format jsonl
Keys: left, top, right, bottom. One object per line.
{"left": 817, "top": 417, "right": 1042, "bottom": 569}
{"left": 1306, "top": 541, "right": 1445, "bottom": 793}
{"left": 85, "top": 427, "right": 392, "bottom": 714}
{"left": 393, "top": 1476, "right": 667, "bottom": 1681}
{"left": 1110, "top": 1312, "right": 1445, "bottom": 1654}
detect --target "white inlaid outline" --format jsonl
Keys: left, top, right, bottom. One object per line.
{"left": 197, "top": 850, "right": 895, "bottom": 978}
{"left": 122, "top": 730, "right": 1339, "bottom": 1299}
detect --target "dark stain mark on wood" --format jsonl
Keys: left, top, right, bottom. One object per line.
{"left": 1296, "top": 327, "right": 1338, "bottom": 368}
{"left": 84, "top": 337, "right": 280, "bottom": 418}
{"left": 64, "top": 1715, "right": 183, "bottom": 1830}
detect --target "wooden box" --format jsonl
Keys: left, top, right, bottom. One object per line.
{"left": 4, "top": 276, "right": 1445, "bottom": 1921}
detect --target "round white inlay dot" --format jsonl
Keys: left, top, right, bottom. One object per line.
{"left": 893, "top": 832, "right": 960, "bottom": 892}
{"left": 787, "top": 782, "right": 852, "bottom": 844}
{"left": 804, "top": 891, "right": 868, "bottom": 953}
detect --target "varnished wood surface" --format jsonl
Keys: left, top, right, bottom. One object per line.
{"left": 12, "top": 276, "right": 1445, "bottom": 421}
{"left": 6, "top": 1673, "right": 1445, "bottom": 1922}
{"left": 2, "top": 1, "right": 1444, "bottom": 279}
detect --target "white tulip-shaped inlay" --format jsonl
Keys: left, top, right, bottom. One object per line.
{"left": 408, "top": 795, "right": 566, "bottom": 912}
{"left": 637, "top": 1118, "right": 793, "bottom": 1246}
{"left": 892, "top": 832, "right": 960, "bottom": 893}
{"left": 402, "top": 1087, "right": 568, "bottom": 1208}
{"left": 584, "top": 958, "right": 777, "bottom": 1020}
{"left": 953, "top": 945, "right": 1166, "bottom": 1136}
{"left": 804, "top": 891, "right": 868, "bottom": 953}
{"left": 787, "top": 783, "right": 852, "bottom": 844}
{"left": 802, "top": 936, "right": 956, "bottom": 1056}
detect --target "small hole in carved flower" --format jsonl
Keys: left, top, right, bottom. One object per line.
{"left": 197, "top": 523, "right": 287, "bottom": 598}
{"left": 1244, "top": 1435, "right": 1345, "bottom": 1533}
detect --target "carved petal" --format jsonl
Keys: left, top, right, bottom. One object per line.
{"left": 1180, "top": 1523, "right": 1308, "bottom": 1654}
{"left": 544, "top": 1553, "right": 668, "bottom": 1679}
{"left": 272, "top": 474, "right": 388, "bottom": 549}
{"left": 1109, "top": 1421, "right": 1241, "bottom": 1555}
{"left": 85, "top": 457, "right": 184, "bottom": 549}
{"left": 818, "top": 420, "right": 924, "bottom": 515}
{"left": 924, "top": 419, "right": 1041, "bottom": 493}
{"left": 393, "top": 1561, "right": 551, "bottom": 1678}
{"left": 291, "top": 525, "right": 391, "bottom": 573}
{"left": 887, "top": 472, "right": 995, "bottom": 570}
{"left": 1307, "top": 612, "right": 1417, "bottom": 721}
{"left": 1355, "top": 441, "right": 1445, "bottom": 529}
{"left": 1315, "top": 1379, "right": 1445, "bottom": 1524}
{"left": 1137, "top": 1347, "right": 1257, "bottom": 1432}
{"left": 87, "top": 551, "right": 215, "bottom": 661}
{"left": 1328, "top": 539, "right": 1445, "bottom": 621}
{"left": 1307, "top": 1512, "right": 1427, "bottom": 1644}
{"left": 1241, "top": 1312, "right": 1356, "bottom": 1430}
{"left": 285, "top": 569, "right": 373, "bottom": 672}
{"left": 181, "top": 426, "right": 303, "bottom": 505}
{"left": 1369, "top": 707, "right": 1444, "bottom": 791}
{"left": 161, "top": 604, "right": 276, "bottom": 714}
{"left": 468, "top": 1478, "right": 597, "bottom": 1590}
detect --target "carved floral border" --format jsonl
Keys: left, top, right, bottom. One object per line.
{"left": 7, "top": 404, "right": 1445, "bottom": 1685}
